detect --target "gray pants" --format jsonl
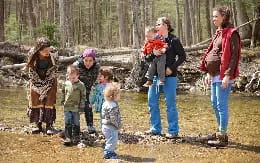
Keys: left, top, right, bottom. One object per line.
{"left": 145, "top": 54, "right": 166, "bottom": 81}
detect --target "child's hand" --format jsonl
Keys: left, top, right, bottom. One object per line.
{"left": 89, "top": 104, "right": 93, "bottom": 108}
{"left": 153, "top": 49, "right": 163, "bottom": 56}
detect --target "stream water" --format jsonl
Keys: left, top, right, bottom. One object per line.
{"left": 0, "top": 88, "right": 259, "bottom": 163}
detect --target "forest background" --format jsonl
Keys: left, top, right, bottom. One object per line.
{"left": 0, "top": 0, "right": 260, "bottom": 49}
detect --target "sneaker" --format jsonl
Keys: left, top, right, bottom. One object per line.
{"left": 103, "top": 151, "right": 118, "bottom": 159}
{"left": 63, "top": 138, "right": 72, "bottom": 146}
{"left": 165, "top": 133, "right": 179, "bottom": 139}
{"left": 207, "top": 132, "right": 228, "bottom": 147}
{"left": 31, "top": 128, "right": 42, "bottom": 134}
{"left": 143, "top": 81, "right": 153, "bottom": 87}
{"left": 144, "top": 130, "right": 161, "bottom": 135}
{"left": 87, "top": 126, "right": 96, "bottom": 134}
{"left": 158, "top": 80, "right": 165, "bottom": 85}
{"left": 46, "top": 128, "right": 55, "bottom": 135}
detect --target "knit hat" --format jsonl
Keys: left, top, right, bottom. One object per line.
{"left": 82, "top": 49, "right": 96, "bottom": 59}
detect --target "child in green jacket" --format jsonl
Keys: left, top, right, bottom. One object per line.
{"left": 61, "top": 64, "right": 86, "bottom": 146}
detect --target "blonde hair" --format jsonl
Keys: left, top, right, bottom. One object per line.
{"left": 145, "top": 26, "right": 157, "bottom": 34}
{"left": 67, "top": 64, "right": 79, "bottom": 75}
{"left": 104, "top": 82, "right": 121, "bottom": 101}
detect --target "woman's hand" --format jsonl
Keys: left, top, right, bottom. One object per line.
{"left": 221, "top": 75, "right": 230, "bottom": 88}
{"left": 205, "top": 73, "right": 212, "bottom": 85}
{"left": 165, "top": 67, "right": 172, "bottom": 76}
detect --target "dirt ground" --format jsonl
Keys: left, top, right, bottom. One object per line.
{"left": 0, "top": 88, "right": 259, "bottom": 163}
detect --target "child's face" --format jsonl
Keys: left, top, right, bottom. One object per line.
{"left": 83, "top": 57, "right": 94, "bottom": 69}
{"left": 98, "top": 73, "right": 106, "bottom": 83}
{"left": 68, "top": 73, "right": 79, "bottom": 83}
{"left": 145, "top": 31, "right": 155, "bottom": 41}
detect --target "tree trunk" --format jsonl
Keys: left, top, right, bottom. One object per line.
{"left": 175, "top": 0, "right": 180, "bottom": 38}
{"left": 235, "top": 0, "right": 252, "bottom": 39}
{"left": 250, "top": 5, "right": 260, "bottom": 48}
{"left": 0, "top": 0, "right": 4, "bottom": 41}
{"left": 184, "top": 0, "right": 191, "bottom": 46}
{"left": 117, "top": 0, "right": 128, "bottom": 47}
{"left": 132, "top": 0, "right": 142, "bottom": 48}
{"left": 205, "top": 0, "right": 211, "bottom": 38}
{"left": 230, "top": 0, "right": 237, "bottom": 27}
{"left": 59, "top": 0, "right": 73, "bottom": 47}
{"left": 27, "top": 0, "right": 37, "bottom": 40}
{"left": 151, "top": 0, "right": 155, "bottom": 26}
{"left": 143, "top": 0, "right": 149, "bottom": 26}
{"left": 209, "top": 0, "right": 216, "bottom": 36}
{"left": 188, "top": 0, "right": 197, "bottom": 44}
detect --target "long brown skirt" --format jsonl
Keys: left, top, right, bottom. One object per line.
{"left": 27, "top": 107, "right": 56, "bottom": 124}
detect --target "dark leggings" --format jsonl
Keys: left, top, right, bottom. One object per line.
{"left": 84, "top": 95, "right": 94, "bottom": 126}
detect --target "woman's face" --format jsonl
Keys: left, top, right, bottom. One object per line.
{"left": 213, "top": 10, "right": 224, "bottom": 28}
{"left": 39, "top": 47, "right": 51, "bottom": 58}
{"left": 155, "top": 20, "right": 167, "bottom": 35}
{"left": 83, "top": 57, "right": 95, "bottom": 69}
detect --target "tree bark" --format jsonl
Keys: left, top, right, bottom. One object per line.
{"left": 251, "top": 5, "right": 260, "bottom": 48}
{"left": 175, "top": 0, "right": 180, "bottom": 38}
{"left": 117, "top": 0, "right": 128, "bottom": 47}
{"left": 184, "top": 0, "right": 192, "bottom": 46}
{"left": 132, "top": 0, "right": 142, "bottom": 48}
{"left": 205, "top": 0, "right": 211, "bottom": 38}
{"left": 59, "top": 0, "right": 73, "bottom": 47}
{"left": 27, "top": 0, "right": 37, "bottom": 40}
{"left": 235, "top": 0, "right": 252, "bottom": 39}
{"left": 0, "top": 0, "right": 4, "bottom": 41}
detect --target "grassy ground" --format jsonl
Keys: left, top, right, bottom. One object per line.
{"left": 0, "top": 88, "right": 259, "bottom": 163}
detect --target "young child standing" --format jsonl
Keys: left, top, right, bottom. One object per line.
{"left": 102, "top": 82, "right": 122, "bottom": 159}
{"left": 142, "top": 26, "right": 168, "bottom": 87}
{"left": 90, "top": 68, "right": 113, "bottom": 113}
{"left": 61, "top": 64, "right": 86, "bottom": 145}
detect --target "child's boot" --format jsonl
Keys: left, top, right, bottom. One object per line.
{"left": 143, "top": 81, "right": 153, "bottom": 87}
{"left": 64, "top": 123, "right": 72, "bottom": 146}
{"left": 72, "top": 125, "right": 81, "bottom": 144}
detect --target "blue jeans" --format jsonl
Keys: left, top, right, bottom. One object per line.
{"left": 102, "top": 125, "right": 118, "bottom": 154}
{"left": 211, "top": 82, "right": 232, "bottom": 133}
{"left": 64, "top": 111, "right": 80, "bottom": 126}
{"left": 148, "top": 76, "right": 179, "bottom": 135}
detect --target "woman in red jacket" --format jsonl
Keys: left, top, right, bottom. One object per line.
{"left": 200, "top": 6, "right": 241, "bottom": 147}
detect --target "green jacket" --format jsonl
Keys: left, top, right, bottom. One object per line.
{"left": 61, "top": 80, "right": 86, "bottom": 112}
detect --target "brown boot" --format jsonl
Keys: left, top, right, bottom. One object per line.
{"left": 207, "top": 132, "right": 228, "bottom": 147}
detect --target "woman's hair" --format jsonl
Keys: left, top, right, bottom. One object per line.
{"left": 100, "top": 68, "right": 113, "bottom": 81}
{"left": 213, "top": 6, "right": 232, "bottom": 28}
{"left": 104, "top": 82, "right": 121, "bottom": 101}
{"left": 157, "top": 17, "right": 174, "bottom": 33}
{"left": 145, "top": 26, "right": 157, "bottom": 34}
{"left": 67, "top": 64, "right": 79, "bottom": 75}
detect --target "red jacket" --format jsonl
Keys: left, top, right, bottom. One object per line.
{"left": 200, "top": 28, "right": 241, "bottom": 80}
{"left": 142, "top": 39, "right": 168, "bottom": 55}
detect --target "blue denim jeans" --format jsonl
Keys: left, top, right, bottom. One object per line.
{"left": 148, "top": 76, "right": 179, "bottom": 135}
{"left": 211, "top": 82, "right": 232, "bottom": 133}
{"left": 102, "top": 125, "right": 118, "bottom": 154}
{"left": 64, "top": 111, "right": 80, "bottom": 126}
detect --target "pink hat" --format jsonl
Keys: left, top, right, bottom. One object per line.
{"left": 82, "top": 49, "right": 96, "bottom": 59}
